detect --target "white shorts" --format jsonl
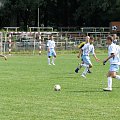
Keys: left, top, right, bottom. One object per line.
{"left": 109, "top": 64, "right": 119, "bottom": 72}
{"left": 48, "top": 48, "right": 56, "bottom": 57}
{"left": 82, "top": 55, "right": 92, "bottom": 65}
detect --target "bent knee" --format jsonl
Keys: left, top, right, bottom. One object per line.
{"left": 89, "top": 65, "right": 92, "bottom": 68}
{"left": 112, "top": 75, "right": 116, "bottom": 78}
{"left": 109, "top": 72, "right": 117, "bottom": 78}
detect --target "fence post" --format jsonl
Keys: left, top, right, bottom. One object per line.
{"left": 38, "top": 34, "right": 42, "bottom": 55}
{"left": 8, "top": 33, "right": 12, "bottom": 55}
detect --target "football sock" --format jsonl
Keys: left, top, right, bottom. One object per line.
{"left": 82, "top": 67, "right": 88, "bottom": 75}
{"left": 108, "top": 77, "right": 112, "bottom": 89}
{"left": 115, "top": 75, "right": 120, "bottom": 80}
{"left": 78, "top": 63, "right": 82, "bottom": 69}
{"left": 81, "top": 63, "right": 89, "bottom": 68}
{"left": 48, "top": 58, "right": 50, "bottom": 64}
{"left": 52, "top": 57, "right": 55, "bottom": 64}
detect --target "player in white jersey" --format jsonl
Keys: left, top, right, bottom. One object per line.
{"left": 47, "top": 35, "right": 56, "bottom": 65}
{"left": 103, "top": 36, "right": 120, "bottom": 91}
{"left": 80, "top": 37, "right": 99, "bottom": 78}
{"left": 75, "top": 36, "right": 91, "bottom": 73}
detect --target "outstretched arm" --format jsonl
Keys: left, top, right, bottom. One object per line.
{"left": 91, "top": 46, "right": 100, "bottom": 62}
{"left": 77, "top": 49, "right": 82, "bottom": 58}
{"left": 103, "top": 53, "right": 114, "bottom": 65}
{"left": 93, "top": 53, "right": 100, "bottom": 62}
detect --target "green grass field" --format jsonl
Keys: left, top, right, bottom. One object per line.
{"left": 0, "top": 53, "right": 120, "bottom": 120}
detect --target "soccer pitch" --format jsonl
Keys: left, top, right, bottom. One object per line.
{"left": 0, "top": 53, "right": 120, "bottom": 120}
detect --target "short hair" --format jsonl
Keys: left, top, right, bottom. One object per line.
{"left": 90, "top": 36, "right": 94, "bottom": 40}
{"left": 107, "top": 35, "right": 113, "bottom": 41}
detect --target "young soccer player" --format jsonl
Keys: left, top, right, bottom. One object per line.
{"left": 75, "top": 36, "right": 91, "bottom": 73}
{"left": 79, "top": 36, "right": 99, "bottom": 78}
{"left": 103, "top": 36, "right": 120, "bottom": 91}
{"left": 47, "top": 35, "right": 56, "bottom": 65}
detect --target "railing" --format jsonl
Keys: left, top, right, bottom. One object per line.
{"left": 4, "top": 27, "right": 20, "bottom": 32}
{"left": 29, "top": 27, "right": 54, "bottom": 32}
{"left": 0, "top": 27, "right": 118, "bottom": 54}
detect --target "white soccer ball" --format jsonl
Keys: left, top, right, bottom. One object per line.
{"left": 54, "top": 84, "right": 61, "bottom": 91}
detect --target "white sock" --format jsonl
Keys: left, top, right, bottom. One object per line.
{"left": 78, "top": 63, "right": 82, "bottom": 69}
{"left": 52, "top": 57, "right": 55, "bottom": 63}
{"left": 115, "top": 75, "right": 120, "bottom": 80}
{"left": 108, "top": 77, "right": 112, "bottom": 89}
{"left": 48, "top": 58, "right": 50, "bottom": 64}
{"left": 82, "top": 67, "right": 88, "bottom": 75}
{"left": 81, "top": 63, "right": 89, "bottom": 68}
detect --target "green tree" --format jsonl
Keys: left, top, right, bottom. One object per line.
{"left": 1, "top": 0, "right": 120, "bottom": 29}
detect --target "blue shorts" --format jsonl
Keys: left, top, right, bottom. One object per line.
{"left": 109, "top": 64, "right": 119, "bottom": 72}
{"left": 82, "top": 55, "right": 92, "bottom": 65}
{"left": 48, "top": 48, "right": 56, "bottom": 57}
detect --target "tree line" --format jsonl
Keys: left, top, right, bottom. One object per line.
{"left": 0, "top": 0, "right": 120, "bottom": 30}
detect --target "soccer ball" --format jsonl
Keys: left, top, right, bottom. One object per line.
{"left": 54, "top": 84, "right": 61, "bottom": 91}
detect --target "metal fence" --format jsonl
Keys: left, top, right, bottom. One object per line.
{"left": 0, "top": 30, "right": 118, "bottom": 54}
